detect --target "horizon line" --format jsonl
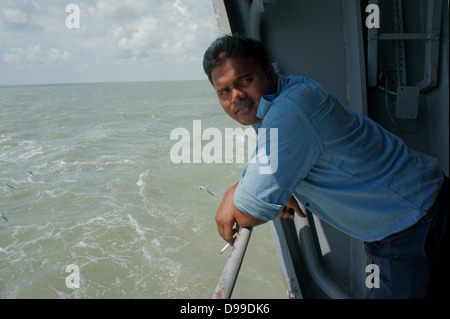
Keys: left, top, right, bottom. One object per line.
{"left": 0, "top": 78, "right": 211, "bottom": 88}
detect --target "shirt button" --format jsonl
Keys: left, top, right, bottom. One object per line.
{"left": 305, "top": 202, "right": 310, "bottom": 207}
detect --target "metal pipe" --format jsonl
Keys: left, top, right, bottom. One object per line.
{"left": 236, "top": 0, "right": 251, "bottom": 36}
{"left": 212, "top": 227, "right": 253, "bottom": 299}
{"left": 249, "top": 0, "right": 265, "bottom": 40}
{"left": 294, "top": 216, "right": 351, "bottom": 299}
{"left": 417, "top": 0, "right": 442, "bottom": 91}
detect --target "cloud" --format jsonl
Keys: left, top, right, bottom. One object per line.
{"left": 3, "top": 45, "right": 72, "bottom": 70}
{"left": 85, "top": 0, "right": 216, "bottom": 61}
{"left": 0, "top": 0, "right": 219, "bottom": 84}
{"left": 3, "top": 8, "right": 27, "bottom": 24}
{"left": 0, "top": 1, "right": 43, "bottom": 32}
{"left": 173, "top": 0, "right": 188, "bottom": 16}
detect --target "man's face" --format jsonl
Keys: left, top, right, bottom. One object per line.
{"left": 211, "top": 56, "right": 277, "bottom": 126}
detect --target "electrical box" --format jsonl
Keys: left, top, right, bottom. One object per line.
{"left": 395, "top": 86, "right": 420, "bottom": 119}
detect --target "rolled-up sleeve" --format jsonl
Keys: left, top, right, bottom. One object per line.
{"left": 234, "top": 179, "right": 284, "bottom": 220}
{"left": 233, "top": 97, "right": 323, "bottom": 220}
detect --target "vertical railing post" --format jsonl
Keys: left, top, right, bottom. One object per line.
{"left": 212, "top": 227, "right": 253, "bottom": 299}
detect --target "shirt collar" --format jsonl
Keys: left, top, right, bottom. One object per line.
{"left": 254, "top": 73, "right": 288, "bottom": 128}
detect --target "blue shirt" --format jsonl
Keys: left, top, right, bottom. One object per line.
{"left": 233, "top": 74, "right": 444, "bottom": 241}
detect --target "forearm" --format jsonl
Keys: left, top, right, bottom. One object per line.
{"left": 215, "top": 183, "right": 303, "bottom": 244}
{"left": 234, "top": 207, "right": 268, "bottom": 228}
{"left": 215, "top": 183, "right": 266, "bottom": 244}
{"left": 224, "top": 183, "right": 267, "bottom": 227}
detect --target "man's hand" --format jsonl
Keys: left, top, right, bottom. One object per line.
{"left": 215, "top": 185, "right": 307, "bottom": 245}
{"left": 215, "top": 183, "right": 266, "bottom": 245}
{"left": 278, "top": 195, "right": 307, "bottom": 219}
{"left": 215, "top": 183, "right": 239, "bottom": 245}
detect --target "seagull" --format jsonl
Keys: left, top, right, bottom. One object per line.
{"left": 194, "top": 185, "right": 215, "bottom": 197}
{"left": 117, "top": 112, "right": 128, "bottom": 119}
{"left": 27, "top": 170, "right": 34, "bottom": 176}
{"left": 0, "top": 182, "right": 13, "bottom": 189}
{"left": 1, "top": 212, "right": 8, "bottom": 222}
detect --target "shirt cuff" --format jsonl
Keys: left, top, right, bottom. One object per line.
{"left": 233, "top": 180, "right": 283, "bottom": 221}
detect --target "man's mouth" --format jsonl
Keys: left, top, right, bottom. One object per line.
{"left": 234, "top": 101, "right": 253, "bottom": 114}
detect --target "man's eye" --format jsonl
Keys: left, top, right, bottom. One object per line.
{"left": 220, "top": 89, "right": 229, "bottom": 96}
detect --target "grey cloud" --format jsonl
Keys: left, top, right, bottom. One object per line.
{"left": 0, "top": 1, "right": 44, "bottom": 33}
{"left": 0, "top": 0, "right": 219, "bottom": 85}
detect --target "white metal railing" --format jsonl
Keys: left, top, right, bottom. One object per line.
{"left": 212, "top": 227, "right": 253, "bottom": 299}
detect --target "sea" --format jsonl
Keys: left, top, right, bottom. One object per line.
{"left": 0, "top": 81, "right": 286, "bottom": 299}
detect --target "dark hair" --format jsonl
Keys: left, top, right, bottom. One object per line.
{"left": 202, "top": 35, "right": 271, "bottom": 84}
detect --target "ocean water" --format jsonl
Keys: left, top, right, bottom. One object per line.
{"left": 0, "top": 81, "right": 286, "bottom": 299}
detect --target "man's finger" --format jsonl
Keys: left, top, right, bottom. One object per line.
{"left": 279, "top": 206, "right": 295, "bottom": 219}
{"left": 221, "top": 223, "right": 237, "bottom": 245}
{"left": 286, "top": 196, "right": 307, "bottom": 218}
{"left": 293, "top": 203, "right": 307, "bottom": 218}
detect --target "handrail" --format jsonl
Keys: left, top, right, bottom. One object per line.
{"left": 211, "top": 216, "right": 351, "bottom": 299}
{"left": 293, "top": 215, "right": 351, "bottom": 299}
{"left": 212, "top": 227, "right": 253, "bottom": 299}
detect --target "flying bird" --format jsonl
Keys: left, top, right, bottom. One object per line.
{"left": 194, "top": 185, "right": 215, "bottom": 197}
{"left": 1, "top": 212, "right": 8, "bottom": 222}
{"left": 0, "top": 182, "right": 13, "bottom": 189}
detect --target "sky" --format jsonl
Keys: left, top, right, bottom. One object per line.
{"left": 0, "top": 0, "right": 220, "bottom": 85}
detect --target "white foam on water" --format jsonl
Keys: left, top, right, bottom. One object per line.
{"left": 0, "top": 81, "right": 286, "bottom": 299}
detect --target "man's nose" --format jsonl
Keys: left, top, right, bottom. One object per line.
{"left": 231, "top": 87, "right": 246, "bottom": 101}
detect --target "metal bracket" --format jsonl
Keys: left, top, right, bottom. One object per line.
{"left": 367, "top": 0, "right": 443, "bottom": 93}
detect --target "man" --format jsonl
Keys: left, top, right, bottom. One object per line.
{"left": 203, "top": 35, "right": 448, "bottom": 298}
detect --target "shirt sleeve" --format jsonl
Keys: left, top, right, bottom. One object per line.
{"left": 233, "top": 97, "right": 323, "bottom": 220}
